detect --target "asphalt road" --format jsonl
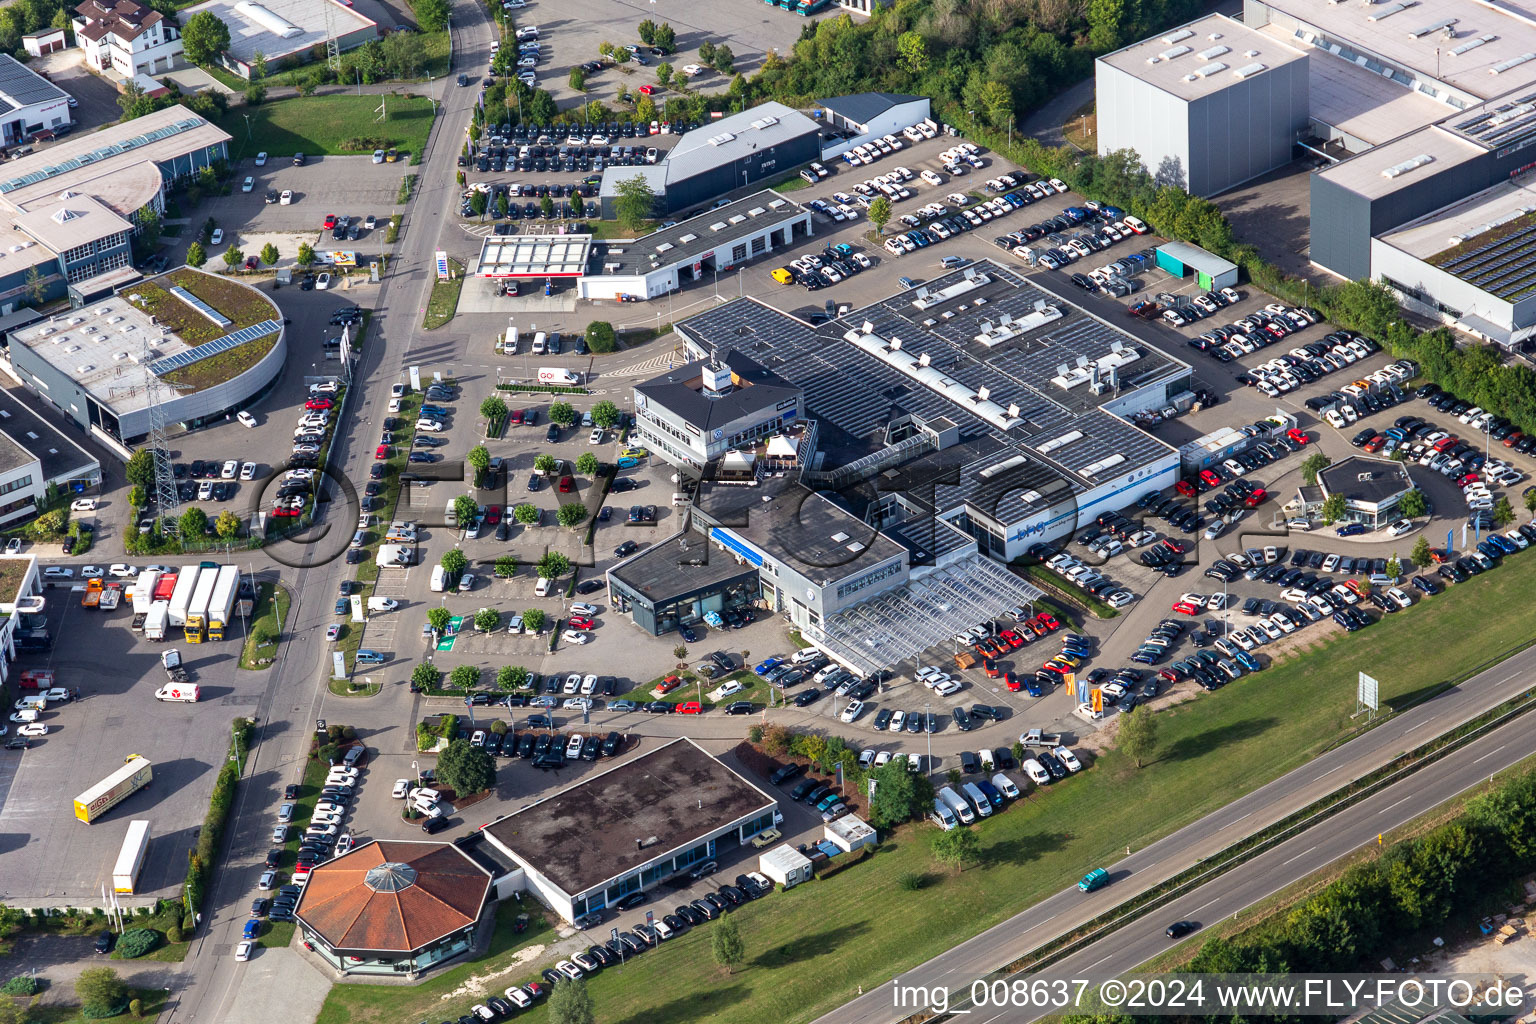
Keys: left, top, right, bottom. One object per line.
{"left": 813, "top": 641, "right": 1536, "bottom": 1024}
{"left": 158, "top": 2, "right": 501, "bottom": 1022}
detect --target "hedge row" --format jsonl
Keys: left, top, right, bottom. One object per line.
{"left": 184, "top": 719, "right": 252, "bottom": 922}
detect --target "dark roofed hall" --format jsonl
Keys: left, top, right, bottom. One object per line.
{"left": 483, "top": 737, "right": 776, "bottom": 897}
{"left": 295, "top": 840, "right": 491, "bottom": 954}
{"left": 818, "top": 92, "right": 926, "bottom": 126}
{"left": 1318, "top": 456, "right": 1413, "bottom": 507}
{"left": 634, "top": 349, "right": 800, "bottom": 433}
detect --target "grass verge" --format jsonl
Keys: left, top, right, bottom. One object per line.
{"left": 428, "top": 547, "right": 1536, "bottom": 1024}
{"left": 239, "top": 582, "right": 290, "bottom": 669}
{"left": 398, "top": 173, "right": 418, "bottom": 204}
{"left": 260, "top": 920, "right": 296, "bottom": 950}
{"left": 28, "top": 988, "right": 169, "bottom": 1024}
{"left": 1015, "top": 561, "right": 1119, "bottom": 618}
{"left": 424, "top": 259, "right": 465, "bottom": 329}
{"left": 1061, "top": 99, "right": 1097, "bottom": 151}
{"left": 316, "top": 902, "right": 552, "bottom": 1024}
{"left": 220, "top": 94, "right": 437, "bottom": 161}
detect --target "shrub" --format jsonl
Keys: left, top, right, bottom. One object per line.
{"left": 130, "top": 997, "right": 144, "bottom": 1018}
{"left": 1, "top": 976, "right": 37, "bottom": 996}
{"left": 115, "top": 927, "right": 159, "bottom": 959}
{"left": 165, "top": 924, "right": 182, "bottom": 944}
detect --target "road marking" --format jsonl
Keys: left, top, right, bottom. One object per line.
{"left": 1380, "top": 794, "right": 1414, "bottom": 814}
{"left": 1086, "top": 953, "right": 1114, "bottom": 969}
{"left": 1472, "top": 744, "right": 1506, "bottom": 765}
{"left": 1281, "top": 845, "right": 1316, "bottom": 866}
{"left": 1313, "top": 764, "right": 1341, "bottom": 780}
{"left": 1223, "top": 811, "right": 1250, "bottom": 828}
{"left": 1499, "top": 672, "right": 1518, "bottom": 684}
{"left": 1404, "top": 719, "right": 1424, "bottom": 732}
{"left": 1190, "top": 896, "right": 1221, "bottom": 913}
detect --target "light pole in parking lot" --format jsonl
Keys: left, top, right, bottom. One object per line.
{"left": 924, "top": 701, "right": 932, "bottom": 776}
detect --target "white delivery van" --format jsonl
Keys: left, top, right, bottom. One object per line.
{"left": 155, "top": 683, "right": 200, "bottom": 702}
{"left": 938, "top": 786, "right": 976, "bottom": 825}
{"left": 530, "top": 332, "right": 547, "bottom": 355}
{"left": 930, "top": 798, "right": 958, "bottom": 830}
{"left": 534, "top": 577, "right": 553, "bottom": 597}
{"left": 430, "top": 565, "right": 447, "bottom": 592}
{"left": 962, "top": 782, "right": 993, "bottom": 818}
{"left": 14, "top": 695, "right": 46, "bottom": 713}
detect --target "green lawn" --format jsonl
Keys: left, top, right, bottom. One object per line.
{"left": 239, "top": 582, "right": 290, "bottom": 670}
{"left": 27, "top": 988, "right": 169, "bottom": 1024}
{"left": 1016, "top": 561, "right": 1119, "bottom": 618}
{"left": 424, "top": 260, "right": 465, "bottom": 330}
{"left": 221, "top": 94, "right": 438, "bottom": 162}
{"left": 396, "top": 547, "right": 1536, "bottom": 1024}
{"left": 317, "top": 901, "right": 553, "bottom": 1024}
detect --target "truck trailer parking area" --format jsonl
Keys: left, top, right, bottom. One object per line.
{"left": 0, "top": 578, "right": 264, "bottom": 905}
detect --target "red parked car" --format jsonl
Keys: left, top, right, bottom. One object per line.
{"left": 1032, "top": 612, "right": 1059, "bottom": 633}
{"left": 305, "top": 398, "right": 333, "bottom": 410}
{"left": 1172, "top": 600, "right": 1200, "bottom": 615}
{"left": 638, "top": 84, "right": 657, "bottom": 95}
{"left": 485, "top": 505, "right": 501, "bottom": 524}
{"left": 1286, "top": 428, "right": 1310, "bottom": 446}
{"left": 1198, "top": 469, "right": 1221, "bottom": 488}
{"left": 1242, "top": 487, "right": 1268, "bottom": 508}
{"left": 322, "top": 214, "right": 337, "bottom": 229}
{"left": 1175, "top": 478, "right": 1197, "bottom": 497}
{"left": 566, "top": 616, "right": 595, "bottom": 630}
{"left": 375, "top": 444, "right": 391, "bottom": 459}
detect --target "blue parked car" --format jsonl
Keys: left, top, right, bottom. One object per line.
{"left": 754, "top": 657, "right": 783, "bottom": 675}
{"left": 243, "top": 919, "right": 261, "bottom": 940}
{"left": 1235, "top": 650, "right": 1260, "bottom": 673}
{"left": 1101, "top": 205, "right": 1125, "bottom": 219}
{"left": 1024, "top": 675, "right": 1045, "bottom": 697}
{"left": 1335, "top": 522, "right": 1367, "bottom": 537}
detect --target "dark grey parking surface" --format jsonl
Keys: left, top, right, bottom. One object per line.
{"left": 0, "top": 588, "right": 269, "bottom": 905}
{"left": 42, "top": 64, "right": 120, "bottom": 137}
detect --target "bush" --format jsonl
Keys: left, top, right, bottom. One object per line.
{"left": 165, "top": 924, "right": 182, "bottom": 944}
{"left": 130, "top": 997, "right": 144, "bottom": 1018}
{"left": 115, "top": 928, "right": 159, "bottom": 959}
{"left": 1, "top": 976, "right": 37, "bottom": 996}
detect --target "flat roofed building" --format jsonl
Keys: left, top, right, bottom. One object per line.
{"left": 1247, "top": 0, "right": 1536, "bottom": 107}
{"left": 582, "top": 190, "right": 812, "bottom": 301}
{"left": 675, "top": 262, "right": 1186, "bottom": 560}
{"left": 607, "top": 527, "right": 764, "bottom": 636}
{"left": 1373, "top": 179, "right": 1536, "bottom": 347}
{"left": 632, "top": 347, "right": 803, "bottom": 469}
{"left": 294, "top": 839, "right": 492, "bottom": 976}
{"left": 179, "top": 0, "right": 377, "bottom": 78}
{"left": 6, "top": 267, "right": 285, "bottom": 447}
{"left": 480, "top": 737, "right": 778, "bottom": 922}
{"left": 1314, "top": 456, "right": 1415, "bottom": 529}
{"left": 598, "top": 102, "right": 821, "bottom": 216}
{"left": 474, "top": 234, "right": 591, "bottom": 278}
{"left": 1095, "top": 14, "right": 1309, "bottom": 195}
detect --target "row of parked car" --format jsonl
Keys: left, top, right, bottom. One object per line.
{"left": 1240, "top": 341, "right": 1406, "bottom": 403}
{"left": 1041, "top": 549, "right": 1136, "bottom": 608}
{"left": 992, "top": 197, "right": 1142, "bottom": 272}
{"left": 1181, "top": 301, "right": 1321, "bottom": 359}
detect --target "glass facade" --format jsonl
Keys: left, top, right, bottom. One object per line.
{"left": 609, "top": 569, "right": 760, "bottom": 635}
{"left": 301, "top": 925, "right": 476, "bottom": 976}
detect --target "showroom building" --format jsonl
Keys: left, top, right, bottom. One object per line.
{"left": 480, "top": 738, "right": 779, "bottom": 923}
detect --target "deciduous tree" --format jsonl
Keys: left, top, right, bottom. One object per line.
{"left": 437, "top": 738, "right": 495, "bottom": 795}
{"left": 929, "top": 827, "right": 980, "bottom": 873}
{"left": 711, "top": 914, "right": 745, "bottom": 973}
{"left": 181, "top": 11, "right": 230, "bottom": 65}
{"left": 1118, "top": 705, "right": 1158, "bottom": 768}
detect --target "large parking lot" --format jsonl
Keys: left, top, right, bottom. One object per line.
{"left": 0, "top": 581, "right": 265, "bottom": 905}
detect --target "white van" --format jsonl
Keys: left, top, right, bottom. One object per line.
{"left": 962, "top": 782, "right": 993, "bottom": 818}
{"left": 430, "top": 565, "right": 447, "bottom": 592}
{"left": 14, "top": 695, "right": 45, "bottom": 713}
{"left": 534, "top": 577, "right": 553, "bottom": 597}
{"left": 930, "top": 798, "right": 958, "bottom": 830}
{"left": 938, "top": 786, "right": 975, "bottom": 825}
{"left": 530, "top": 332, "right": 547, "bottom": 355}
{"left": 672, "top": 492, "right": 690, "bottom": 506}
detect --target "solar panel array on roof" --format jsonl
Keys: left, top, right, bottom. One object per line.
{"left": 0, "top": 117, "right": 202, "bottom": 193}
{"left": 0, "top": 55, "right": 63, "bottom": 108}
{"left": 148, "top": 319, "right": 280, "bottom": 375}
{"left": 167, "top": 284, "right": 233, "bottom": 327}
{"left": 1451, "top": 91, "right": 1536, "bottom": 151}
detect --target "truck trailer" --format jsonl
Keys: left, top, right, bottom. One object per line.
{"left": 206, "top": 566, "right": 240, "bottom": 641}
{"left": 166, "top": 568, "right": 201, "bottom": 627}
{"left": 131, "top": 571, "right": 161, "bottom": 615}
{"left": 74, "top": 756, "right": 152, "bottom": 823}
{"left": 183, "top": 569, "right": 218, "bottom": 643}
{"left": 111, "top": 820, "right": 151, "bottom": 894}
{"left": 143, "top": 601, "right": 169, "bottom": 641}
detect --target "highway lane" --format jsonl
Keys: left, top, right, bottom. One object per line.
{"left": 814, "top": 642, "right": 1536, "bottom": 1024}
{"left": 1006, "top": 708, "right": 1536, "bottom": 1022}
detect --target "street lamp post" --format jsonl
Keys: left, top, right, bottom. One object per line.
{"left": 924, "top": 701, "right": 932, "bottom": 775}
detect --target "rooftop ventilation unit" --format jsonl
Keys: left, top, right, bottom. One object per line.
{"left": 840, "top": 327, "right": 1022, "bottom": 430}
{"left": 979, "top": 454, "right": 1029, "bottom": 479}
{"left": 678, "top": 233, "right": 698, "bottom": 243}
{"left": 1162, "top": 28, "right": 1194, "bottom": 43}
{"left": 1367, "top": 2, "right": 1414, "bottom": 21}
{"left": 1448, "top": 33, "right": 1496, "bottom": 55}
{"left": 707, "top": 132, "right": 737, "bottom": 146}
{"left": 1408, "top": 16, "right": 1457, "bottom": 36}
{"left": 1491, "top": 52, "right": 1536, "bottom": 74}
{"left": 1079, "top": 453, "right": 1126, "bottom": 478}
{"left": 1036, "top": 429, "right": 1084, "bottom": 454}
{"left": 1198, "top": 45, "right": 1230, "bottom": 59}
{"left": 1381, "top": 153, "right": 1434, "bottom": 178}
{"left": 749, "top": 116, "right": 779, "bottom": 129}
{"left": 831, "top": 531, "right": 850, "bottom": 542}
{"left": 1233, "top": 62, "right": 1266, "bottom": 78}
{"left": 709, "top": 221, "right": 728, "bottom": 232}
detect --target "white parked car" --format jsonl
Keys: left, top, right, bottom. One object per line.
{"left": 391, "top": 779, "right": 410, "bottom": 798}
{"left": 562, "top": 630, "right": 592, "bottom": 645}
{"left": 236, "top": 411, "right": 258, "bottom": 428}
{"left": 840, "top": 700, "right": 866, "bottom": 723}
{"left": 107, "top": 564, "right": 138, "bottom": 578}
{"left": 316, "top": 273, "right": 331, "bottom": 290}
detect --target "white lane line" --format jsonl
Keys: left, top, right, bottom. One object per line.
{"left": 1404, "top": 720, "right": 1424, "bottom": 732}
{"left": 1086, "top": 953, "right": 1114, "bottom": 969}
{"left": 1282, "top": 845, "right": 1317, "bottom": 866}
{"left": 1380, "top": 794, "right": 1414, "bottom": 814}
{"left": 1190, "top": 896, "right": 1221, "bottom": 913}
{"left": 1314, "top": 764, "right": 1341, "bottom": 780}
{"left": 1472, "top": 745, "right": 1507, "bottom": 765}
{"left": 1500, "top": 672, "right": 1518, "bottom": 684}
{"left": 1224, "top": 811, "right": 1251, "bottom": 828}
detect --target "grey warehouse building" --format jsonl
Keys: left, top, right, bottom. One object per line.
{"left": 599, "top": 102, "right": 820, "bottom": 218}
{"left": 1095, "top": 14, "right": 1308, "bottom": 197}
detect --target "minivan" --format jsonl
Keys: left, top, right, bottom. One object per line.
{"left": 430, "top": 565, "right": 447, "bottom": 592}
{"left": 931, "top": 798, "right": 958, "bottom": 830}
{"left": 962, "top": 782, "right": 993, "bottom": 818}
{"left": 530, "top": 332, "right": 547, "bottom": 355}
{"left": 1078, "top": 868, "right": 1110, "bottom": 892}
{"left": 534, "top": 577, "right": 553, "bottom": 597}
{"left": 938, "top": 786, "right": 975, "bottom": 825}
{"left": 939, "top": 255, "right": 970, "bottom": 269}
